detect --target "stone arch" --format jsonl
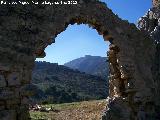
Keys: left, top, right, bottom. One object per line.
{"left": 0, "top": 0, "right": 156, "bottom": 119}
{"left": 34, "top": 0, "right": 155, "bottom": 101}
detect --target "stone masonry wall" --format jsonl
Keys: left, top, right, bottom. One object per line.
{"left": 0, "top": 0, "right": 156, "bottom": 119}
{"left": 138, "top": 1, "right": 160, "bottom": 118}
{"left": 153, "top": 0, "right": 160, "bottom": 7}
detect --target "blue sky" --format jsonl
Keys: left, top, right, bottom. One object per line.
{"left": 36, "top": 0, "right": 152, "bottom": 65}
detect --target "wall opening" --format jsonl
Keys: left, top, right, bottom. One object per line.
{"left": 36, "top": 24, "right": 110, "bottom": 65}
{"left": 30, "top": 24, "right": 111, "bottom": 120}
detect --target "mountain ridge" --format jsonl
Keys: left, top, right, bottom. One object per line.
{"left": 64, "top": 55, "right": 109, "bottom": 79}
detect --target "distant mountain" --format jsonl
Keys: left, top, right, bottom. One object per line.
{"left": 64, "top": 55, "right": 109, "bottom": 79}
{"left": 31, "top": 61, "right": 108, "bottom": 104}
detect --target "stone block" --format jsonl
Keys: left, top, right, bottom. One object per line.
{"left": 0, "top": 101, "right": 5, "bottom": 110}
{"left": 0, "top": 88, "right": 15, "bottom": 100}
{"left": 0, "top": 110, "right": 17, "bottom": 120}
{"left": 21, "top": 97, "right": 30, "bottom": 105}
{"left": 0, "top": 64, "right": 10, "bottom": 71}
{"left": 7, "top": 72, "right": 21, "bottom": 86}
{"left": 13, "top": 87, "right": 20, "bottom": 98}
{"left": 0, "top": 106, "right": 5, "bottom": 110}
{"left": 6, "top": 99, "right": 20, "bottom": 109}
{"left": 17, "top": 105, "right": 30, "bottom": 120}
{"left": 21, "top": 70, "right": 32, "bottom": 84}
{"left": 0, "top": 75, "right": 6, "bottom": 88}
{"left": 152, "top": 0, "right": 160, "bottom": 7}
{"left": 6, "top": 105, "right": 19, "bottom": 110}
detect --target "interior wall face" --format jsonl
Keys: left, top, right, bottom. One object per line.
{"left": 0, "top": 0, "right": 156, "bottom": 119}
{"left": 153, "top": 0, "right": 160, "bottom": 7}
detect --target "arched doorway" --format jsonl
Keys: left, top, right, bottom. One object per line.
{"left": 32, "top": 23, "right": 110, "bottom": 120}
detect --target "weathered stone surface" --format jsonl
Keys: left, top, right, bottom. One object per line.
{"left": 152, "top": 0, "right": 160, "bottom": 7}
{"left": 102, "top": 98, "right": 132, "bottom": 120}
{"left": 21, "top": 97, "right": 30, "bottom": 105}
{"left": 17, "top": 105, "right": 30, "bottom": 120}
{"left": 6, "top": 99, "right": 20, "bottom": 109}
{"left": 0, "top": 0, "right": 158, "bottom": 120}
{"left": 151, "top": 26, "right": 160, "bottom": 43}
{"left": 136, "top": 1, "right": 160, "bottom": 120}
{"left": 7, "top": 72, "right": 21, "bottom": 86}
{"left": 0, "top": 64, "right": 11, "bottom": 71}
{"left": 0, "top": 101, "right": 5, "bottom": 110}
{"left": 0, "top": 75, "right": 6, "bottom": 88}
{"left": 0, "top": 88, "right": 15, "bottom": 100}
{"left": 0, "top": 110, "right": 17, "bottom": 120}
{"left": 21, "top": 69, "right": 32, "bottom": 84}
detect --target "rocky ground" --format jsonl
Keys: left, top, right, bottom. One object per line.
{"left": 30, "top": 99, "right": 107, "bottom": 120}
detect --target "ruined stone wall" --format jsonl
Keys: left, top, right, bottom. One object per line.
{"left": 138, "top": 1, "right": 160, "bottom": 116}
{"left": 153, "top": 0, "right": 160, "bottom": 7}
{"left": 0, "top": 0, "right": 156, "bottom": 119}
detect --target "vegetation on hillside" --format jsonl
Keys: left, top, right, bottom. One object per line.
{"left": 31, "top": 61, "right": 108, "bottom": 104}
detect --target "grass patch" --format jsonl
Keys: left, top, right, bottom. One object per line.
{"left": 30, "top": 99, "right": 106, "bottom": 120}
{"left": 30, "top": 111, "right": 49, "bottom": 120}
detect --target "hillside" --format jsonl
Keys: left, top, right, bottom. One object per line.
{"left": 30, "top": 99, "right": 107, "bottom": 120}
{"left": 31, "top": 61, "right": 108, "bottom": 104}
{"left": 64, "top": 55, "right": 109, "bottom": 79}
